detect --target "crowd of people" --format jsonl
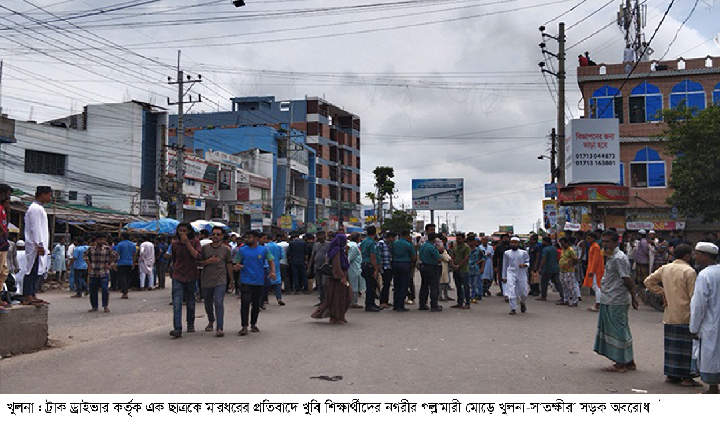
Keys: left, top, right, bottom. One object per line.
{"left": 2, "top": 185, "right": 720, "bottom": 393}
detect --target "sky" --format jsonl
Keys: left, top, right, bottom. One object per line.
{"left": 1, "top": 0, "right": 718, "bottom": 234}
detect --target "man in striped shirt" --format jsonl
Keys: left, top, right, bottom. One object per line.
{"left": 84, "top": 232, "right": 119, "bottom": 313}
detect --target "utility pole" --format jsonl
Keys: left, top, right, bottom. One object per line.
{"left": 168, "top": 50, "right": 202, "bottom": 222}
{"left": 539, "top": 23, "right": 566, "bottom": 186}
{"left": 550, "top": 128, "right": 557, "bottom": 186}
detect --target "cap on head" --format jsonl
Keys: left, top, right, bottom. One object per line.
{"left": 638, "top": 229, "right": 647, "bottom": 235}
{"left": 16, "top": 240, "right": 25, "bottom": 247}
{"left": 35, "top": 186, "right": 52, "bottom": 197}
{"left": 511, "top": 236, "right": 520, "bottom": 242}
{"left": 695, "top": 242, "right": 719, "bottom": 255}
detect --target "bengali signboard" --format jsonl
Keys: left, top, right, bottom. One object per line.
{"left": 542, "top": 200, "right": 558, "bottom": 230}
{"left": 565, "top": 118, "right": 620, "bottom": 185}
{"left": 412, "top": 179, "right": 464, "bottom": 210}
{"left": 167, "top": 152, "right": 218, "bottom": 183}
{"left": 544, "top": 183, "right": 558, "bottom": 198}
{"left": 559, "top": 185, "right": 630, "bottom": 204}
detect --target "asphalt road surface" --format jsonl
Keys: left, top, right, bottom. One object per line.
{"left": 0, "top": 282, "right": 701, "bottom": 394}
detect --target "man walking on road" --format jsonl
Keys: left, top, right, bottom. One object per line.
{"left": 418, "top": 232, "right": 442, "bottom": 312}
{"left": 559, "top": 237, "right": 580, "bottom": 307}
{"left": 198, "top": 227, "right": 233, "bottom": 338}
{"left": 287, "top": 233, "right": 307, "bottom": 294}
{"left": 644, "top": 244, "right": 701, "bottom": 388}
{"left": 83, "top": 233, "right": 119, "bottom": 313}
{"left": 308, "top": 231, "right": 328, "bottom": 306}
{"left": 502, "top": 237, "right": 530, "bottom": 315}
{"left": 690, "top": 242, "right": 720, "bottom": 394}
{"left": 451, "top": 232, "right": 471, "bottom": 310}
{"left": 493, "top": 233, "right": 511, "bottom": 297}
{"left": 114, "top": 233, "right": 136, "bottom": 299}
{"left": 584, "top": 232, "right": 604, "bottom": 312}
{"left": 169, "top": 223, "right": 201, "bottom": 339}
{"left": 235, "top": 230, "right": 276, "bottom": 336}
{"left": 537, "top": 236, "right": 563, "bottom": 304}
{"left": 360, "top": 226, "right": 381, "bottom": 312}
{"left": 594, "top": 230, "right": 638, "bottom": 373}
{"left": 392, "top": 229, "right": 415, "bottom": 312}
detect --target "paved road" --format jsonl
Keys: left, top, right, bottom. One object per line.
{"left": 0, "top": 283, "right": 700, "bottom": 394}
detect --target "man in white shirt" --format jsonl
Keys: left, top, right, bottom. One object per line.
{"left": 277, "top": 233, "right": 291, "bottom": 293}
{"left": 690, "top": 242, "right": 720, "bottom": 394}
{"left": 502, "top": 237, "right": 530, "bottom": 315}
{"left": 23, "top": 186, "right": 52, "bottom": 305}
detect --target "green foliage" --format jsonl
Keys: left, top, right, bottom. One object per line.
{"left": 382, "top": 210, "right": 413, "bottom": 233}
{"left": 659, "top": 105, "right": 720, "bottom": 223}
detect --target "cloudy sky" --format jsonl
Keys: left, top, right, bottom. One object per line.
{"left": 1, "top": 0, "right": 718, "bottom": 233}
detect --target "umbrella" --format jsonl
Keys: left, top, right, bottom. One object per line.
{"left": 190, "top": 220, "right": 231, "bottom": 233}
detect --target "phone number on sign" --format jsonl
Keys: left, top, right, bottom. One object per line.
{"left": 575, "top": 153, "right": 615, "bottom": 160}
{"left": 575, "top": 160, "right": 616, "bottom": 166}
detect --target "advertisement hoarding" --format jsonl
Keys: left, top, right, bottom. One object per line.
{"left": 542, "top": 200, "right": 558, "bottom": 230}
{"left": 565, "top": 118, "right": 620, "bottom": 185}
{"left": 412, "top": 179, "right": 464, "bottom": 210}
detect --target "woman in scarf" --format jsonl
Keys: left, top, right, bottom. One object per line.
{"left": 312, "top": 234, "right": 352, "bottom": 324}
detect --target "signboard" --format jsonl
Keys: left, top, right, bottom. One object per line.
{"left": 280, "top": 215, "right": 293, "bottom": 230}
{"left": 183, "top": 198, "right": 205, "bottom": 211}
{"left": 565, "top": 118, "right": 620, "bottom": 185}
{"left": 559, "top": 185, "right": 630, "bottom": 204}
{"left": 412, "top": 179, "right": 464, "bottom": 210}
{"left": 167, "top": 152, "right": 218, "bottom": 183}
{"left": 234, "top": 204, "right": 245, "bottom": 214}
{"left": 249, "top": 175, "right": 271, "bottom": 190}
{"left": 544, "top": 183, "right": 558, "bottom": 198}
{"left": 542, "top": 200, "right": 558, "bottom": 230}
{"left": 219, "top": 169, "right": 232, "bottom": 191}
{"left": 140, "top": 199, "right": 158, "bottom": 216}
{"left": 626, "top": 221, "right": 685, "bottom": 231}
{"left": 237, "top": 185, "right": 250, "bottom": 202}
{"left": 498, "top": 225, "right": 514, "bottom": 233}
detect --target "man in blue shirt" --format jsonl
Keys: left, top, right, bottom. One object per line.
{"left": 114, "top": 233, "right": 136, "bottom": 299}
{"left": 419, "top": 232, "right": 443, "bottom": 312}
{"left": 235, "top": 230, "right": 276, "bottom": 336}
{"left": 360, "top": 226, "right": 381, "bottom": 312}
{"left": 70, "top": 238, "right": 89, "bottom": 298}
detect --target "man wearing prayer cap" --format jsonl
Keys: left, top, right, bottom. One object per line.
{"left": 502, "top": 236, "right": 530, "bottom": 315}
{"left": 22, "top": 186, "right": 52, "bottom": 305}
{"left": 690, "top": 241, "right": 720, "bottom": 394}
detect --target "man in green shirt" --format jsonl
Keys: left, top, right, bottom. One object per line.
{"left": 360, "top": 226, "right": 381, "bottom": 312}
{"left": 392, "top": 229, "right": 416, "bottom": 312}
{"left": 451, "top": 232, "right": 471, "bottom": 309}
{"left": 419, "top": 232, "right": 443, "bottom": 312}
{"left": 537, "top": 236, "right": 564, "bottom": 304}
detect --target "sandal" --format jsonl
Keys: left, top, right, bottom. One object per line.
{"left": 680, "top": 379, "right": 702, "bottom": 387}
{"left": 602, "top": 364, "right": 627, "bottom": 373}
{"left": 205, "top": 323, "right": 214, "bottom": 332}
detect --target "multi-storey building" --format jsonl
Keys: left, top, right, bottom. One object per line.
{"left": 576, "top": 55, "right": 720, "bottom": 237}
{"left": 170, "top": 95, "right": 361, "bottom": 232}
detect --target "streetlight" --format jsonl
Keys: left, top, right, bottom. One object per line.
{"left": 232, "top": 0, "right": 246, "bottom": 7}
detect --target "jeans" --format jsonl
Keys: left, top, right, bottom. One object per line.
{"left": 263, "top": 283, "right": 283, "bottom": 301}
{"left": 291, "top": 264, "right": 307, "bottom": 292}
{"left": 89, "top": 276, "right": 109, "bottom": 309}
{"left": 469, "top": 274, "right": 482, "bottom": 299}
{"left": 380, "top": 268, "right": 393, "bottom": 305}
{"left": 240, "top": 283, "right": 263, "bottom": 327}
{"left": 172, "top": 279, "right": 196, "bottom": 332}
{"left": 281, "top": 264, "right": 291, "bottom": 293}
{"left": 117, "top": 265, "right": 132, "bottom": 294}
{"left": 23, "top": 256, "right": 40, "bottom": 297}
{"left": 314, "top": 269, "right": 325, "bottom": 302}
{"left": 419, "top": 264, "right": 440, "bottom": 309}
{"left": 361, "top": 263, "right": 378, "bottom": 310}
{"left": 74, "top": 269, "right": 88, "bottom": 296}
{"left": 393, "top": 262, "right": 411, "bottom": 309}
{"left": 69, "top": 268, "right": 75, "bottom": 291}
{"left": 540, "top": 271, "right": 563, "bottom": 300}
{"left": 202, "top": 285, "right": 225, "bottom": 331}
{"left": 453, "top": 270, "right": 470, "bottom": 306}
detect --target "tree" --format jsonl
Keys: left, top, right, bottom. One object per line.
{"left": 382, "top": 210, "right": 413, "bottom": 233}
{"left": 659, "top": 105, "right": 720, "bottom": 223}
{"left": 373, "top": 166, "right": 395, "bottom": 223}
{"left": 365, "top": 192, "right": 377, "bottom": 222}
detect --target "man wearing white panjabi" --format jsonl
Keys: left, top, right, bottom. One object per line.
{"left": 23, "top": 186, "right": 53, "bottom": 305}
{"left": 502, "top": 237, "right": 530, "bottom": 315}
{"left": 690, "top": 242, "right": 720, "bottom": 394}
{"left": 138, "top": 236, "right": 156, "bottom": 290}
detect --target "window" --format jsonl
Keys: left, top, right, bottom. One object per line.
{"left": 24, "top": 150, "right": 66, "bottom": 176}
{"left": 713, "top": 82, "right": 720, "bottom": 106}
{"left": 589, "top": 85, "right": 623, "bottom": 123}
{"left": 670, "top": 79, "right": 705, "bottom": 114}
{"left": 630, "top": 147, "right": 666, "bottom": 188}
{"left": 629, "top": 82, "right": 662, "bottom": 123}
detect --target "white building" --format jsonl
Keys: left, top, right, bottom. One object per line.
{"left": 0, "top": 101, "right": 168, "bottom": 214}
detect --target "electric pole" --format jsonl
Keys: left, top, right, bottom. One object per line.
{"left": 539, "top": 22, "right": 566, "bottom": 186}
{"left": 550, "top": 128, "right": 557, "bottom": 186}
{"left": 168, "top": 51, "right": 202, "bottom": 222}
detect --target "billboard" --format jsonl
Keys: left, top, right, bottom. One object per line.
{"left": 565, "top": 118, "right": 620, "bottom": 185}
{"left": 542, "top": 200, "right": 558, "bottom": 230}
{"left": 412, "top": 179, "right": 464, "bottom": 210}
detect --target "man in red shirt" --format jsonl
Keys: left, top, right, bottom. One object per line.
{"left": 578, "top": 54, "right": 589, "bottom": 66}
{"left": 169, "top": 222, "right": 201, "bottom": 339}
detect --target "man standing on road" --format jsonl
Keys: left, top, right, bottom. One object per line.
{"left": 360, "top": 226, "right": 381, "bottom": 312}
{"left": 138, "top": 236, "right": 155, "bottom": 291}
{"left": 169, "top": 223, "right": 201, "bottom": 339}
{"left": 198, "top": 227, "right": 233, "bottom": 338}
{"left": 493, "top": 233, "right": 511, "bottom": 297}
{"left": 22, "top": 186, "right": 52, "bottom": 305}
{"left": 594, "top": 230, "right": 638, "bottom": 373}
{"left": 537, "top": 236, "right": 563, "bottom": 304}
{"left": 378, "top": 232, "right": 396, "bottom": 309}
{"left": 277, "top": 234, "right": 291, "bottom": 294}
{"left": 392, "top": 229, "right": 415, "bottom": 312}
{"left": 634, "top": 230, "right": 650, "bottom": 287}
{"left": 0, "top": 184, "right": 12, "bottom": 298}
{"left": 70, "top": 238, "right": 89, "bottom": 298}
{"left": 644, "top": 244, "right": 700, "bottom": 387}
{"left": 583, "top": 232, "right": 604, "bottom": 311}
{"left": 235, "top": 230, "right": 276, "bottom": 336}
{"left": 451, "top": 232, "right": 471, "bottom": 310}
{"left": 502, "top": 237, "right": 530, "bottom": 315}
{"left": 114, "top": 233, "right": 136, "bottom": 299}
{"left": 264, "top": 234, "right": 285, "bottom": 306}
{"left": 418, "top": 232, "right": 442, "bottom": 312}
{"left": 527, "top": 234, "right": 542, "bottom": 297}
{"left": 559, "top": 237, "right": 580, "bottom": 307}
{"left": 287, "top": 233, "right": 307, "bottom": 295}
{"left": 83, "top": 233, "right": 119, "bottom": 313}
{"left": 690, "top": 242, "right": 720, "bottom": 394}
{"left": 308, "top": 231, "right": 329, "bottom": 306}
